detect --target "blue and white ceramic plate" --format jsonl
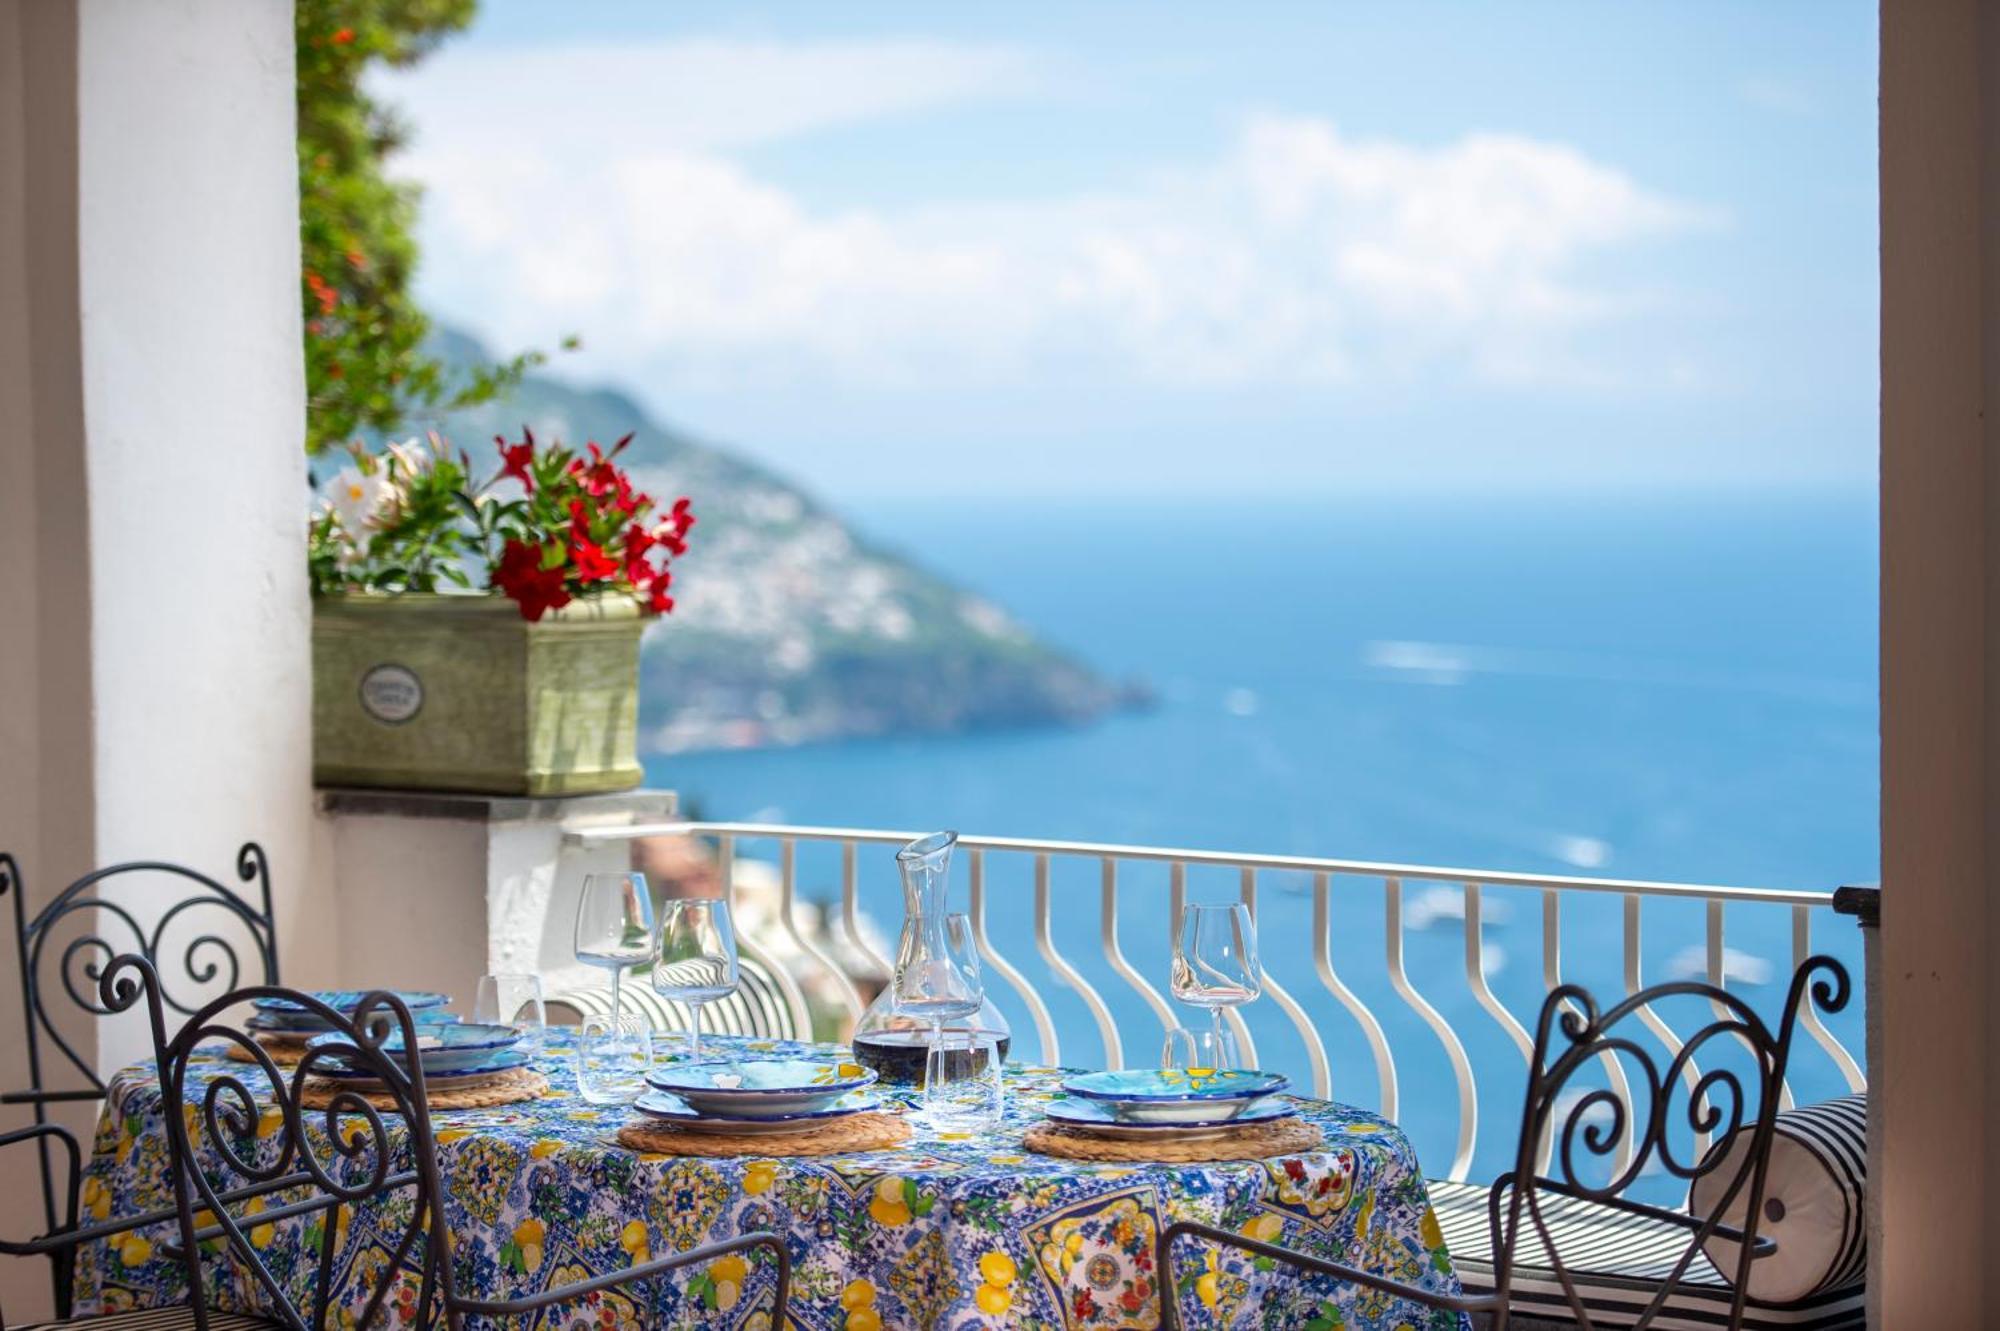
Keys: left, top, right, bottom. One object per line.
{"left": 632, "top": 1088, "right": 883, "bottom": 1135}
{"left": 310, "top": 1049, "right": 533, "bottom": 1089}
{"left": 1045, "top": 1093, "right": 1294, "bottom": 1140}
{"left": 250, "top": 990, "right": 450, "bottom": 1032}
{"left": 645, "top": 1058, "right": 879, "bottom": 1119}
{"left": 1061, "top": 1069, "right": 1291, "bottom": 1123}
{"left": 250, "top": 1010, "right": 459, "bottom": 1035}
{"left": 307, "top": 1022, "right": 520, "bottom": 1075}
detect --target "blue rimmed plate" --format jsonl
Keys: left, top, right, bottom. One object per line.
{"left": 250, "top": 1010, "right": 459, "bottom": 1034}
{"left": 250, "top": 990, "right": 450, "bottom": 1033}
{"left": 645, "top": 1058, "right": 878, "bottom": 1118}
{"left": 307, "top": 1022, "right": 520, "bottom": 1075}
{"left": 1045, "top": 1093, "right": 1295, "bottom": 1139}
{"left": 310, "top": 1048, "right": 533, "bottom": 1090}
{"left": 632, "top": 1088, "right": 883, "bottom": 1135}
{"left": 1061, "top": 1069, "right": 1290, "bottom": 1123}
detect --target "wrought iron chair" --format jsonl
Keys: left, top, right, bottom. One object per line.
{"left": 0, "top": 846, "right": 280, "bottom": 1317}
{"left": 1157, "top": 956, "right": 1851, "bottom": 1330}
{"left": 93, "top": 954, "right": 791, "bottom": 1331}
{"left": 0, "top": 1119, "right": 272, "bottom": 1331}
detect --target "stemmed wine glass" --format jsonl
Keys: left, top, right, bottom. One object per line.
{"left": 574, "top": 872, "right": 655, "bottom": 1051}
{"left": 1170, "top": 902, "right": 1262, "bottom": 1059}
{"left": 895, "top": 912, "right": 984, "bottom": 1123}
{"left": 652, "top": 898, "right": 740, "bottom": 1062}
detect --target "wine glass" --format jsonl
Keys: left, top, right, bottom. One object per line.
{"left": 1163, "top": 1023, "right": 1245, "bottom": 1073}
{"left": 574, "top": 873, "right": 655, "bottom": 1050}
{"left": 475, "top": 973, "right": 547, "bottom": 1056}
{"left": 651, "top": 897, "right": 740, "bottom": 1062}
{"left": 898, "top": 913, "right": 984, "bottom": 1124}
{"left": 574, "top": 1013, "right": 651, "bottom": 1105}
{"left": 1170, "top": 902, "right": 1262, "bottom": 1058}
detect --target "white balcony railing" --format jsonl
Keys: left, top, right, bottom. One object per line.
{"left": 563, "top": 820, "right": 1867, "bottom": 1185}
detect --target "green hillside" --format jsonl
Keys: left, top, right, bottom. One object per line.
{"left": 407, "top": 328, "right": 1135, "bottom": 754}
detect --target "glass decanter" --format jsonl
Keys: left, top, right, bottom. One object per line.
{"left": 851, "top": 830, "right": 1014, "bottom": 1084}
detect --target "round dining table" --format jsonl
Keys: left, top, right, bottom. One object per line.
{"left": 74, "top": 1033, "right": 1466, "bottom": 1330}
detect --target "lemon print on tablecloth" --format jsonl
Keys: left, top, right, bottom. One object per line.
{"left": 841, "top": 1277, "right": 881, "bottom": 1331}
{"left": 619, "top": 1220, "right": 649, "bottom": 1263}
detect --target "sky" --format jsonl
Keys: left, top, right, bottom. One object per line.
{"left": 379, "top": 1, "right": 1879, "bottom": 501}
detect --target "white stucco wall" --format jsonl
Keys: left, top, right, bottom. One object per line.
{"left": 0, "top": 0, "right": 318, "bottom": 1315}
{"left": 73, "top": 0, "right": 329, "bottom": 1066}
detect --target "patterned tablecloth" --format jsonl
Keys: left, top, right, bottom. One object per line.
{"left": 75, "top": 1034, "right": 1465, "bottom": 1330}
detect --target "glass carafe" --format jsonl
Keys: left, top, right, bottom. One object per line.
{"left": 851, "top": 830, "right": 1014, "bottom": 1084}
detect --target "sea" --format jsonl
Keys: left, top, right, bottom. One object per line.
{"left": 646, "top": 490, "right": 1877, "bottom": 1186}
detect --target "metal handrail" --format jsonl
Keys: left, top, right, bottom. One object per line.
{"left": 569, "top": 821, "right": 1837, "bottom": 906}
{"left": 568, "top": 818, "right": 1867, "bottom": 1183}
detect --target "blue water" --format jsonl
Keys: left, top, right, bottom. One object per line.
{"left": 647, "top": 491, "right": 1876, "bottom": 1184}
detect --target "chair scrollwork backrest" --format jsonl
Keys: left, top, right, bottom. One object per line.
{"left": 1, "top": 845, "right": 279, "bottom": 1316}
{"left": 2, "top": 844, "right": 279, "bottom": 1100}
{"left": 1488, "top": 955, "right": 1852, "bottom": 1329}
{"left": 98, "top": 954, "right": 451, "bottom": 1331}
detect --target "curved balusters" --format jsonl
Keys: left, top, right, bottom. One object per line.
{"left": 1541, "top": 889, "right": 1635, "bottom": 1177}
{"left": 558, "top": 819, "right": 1868, "bottom": 1178}
{"left": 969, "top": 849, "right": 1059, "bottom": 1065}
{"left": 1099, "top": 859, "right": 1176, "bottom": 1042}
{"left": 839, "top": 840, "right": 892, "bottom": 977}
{"left": 1625, "top": 893, "right": 1712, "bottom": 1159}
{"left": 1793, "top": 904, "right": 1866, "bottom": 1091}
{"left": 1033, "top": 854, "right": 1122, "bottom": 1069}
{"left": 1385, "top": 876, "right": 1478, "bottom": 1180}
{"left": 1241, "top": 869, "right": 1330, "bottom": 1098}
{"left": 1708, "top": 898, "right": 1794, "bottom": 1111}
{"left": 1312, "top": 871, "right": 1398, "bottom": 1117}
{"left": 1464, "top": 883, "right": 1535, "bottom": 1155}
{"left": 717, "top": 835, "right": 814, "bottom": 1039}
{"left": 777, "top": 840, "right": 863, "bottom": 1025}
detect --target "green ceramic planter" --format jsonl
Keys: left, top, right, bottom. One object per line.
{"left": 313, "top": 593, "right": 646, "bottom": 796}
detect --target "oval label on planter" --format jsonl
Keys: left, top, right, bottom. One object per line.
{"left": 358, "top": 663, "right": 424, "bottom": 725}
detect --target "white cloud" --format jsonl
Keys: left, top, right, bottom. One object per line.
{"left": 387, "top": 40, "right": 1715, "bottom": 398}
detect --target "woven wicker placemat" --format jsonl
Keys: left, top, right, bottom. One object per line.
{"left": 299, "top": 1065, "right": 550, "bottom": 1111}
{"left": 617, "top": 1111, "right": 912, "bottom": 1158}
{"left": 225, "top": 1032, "right": 312, "bottom": 1065}
{"left": 1023, "top": 1116, "right": 1323, "bottom": 1163}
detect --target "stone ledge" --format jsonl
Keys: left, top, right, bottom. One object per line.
{"left": 315, "top": 785, "right": 677, "bottom": 826}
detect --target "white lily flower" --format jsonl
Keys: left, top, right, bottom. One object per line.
{"left": 325, "top": 467, "right": 393, "bottom": 540}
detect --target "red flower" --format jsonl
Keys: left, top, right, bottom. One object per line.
{"left": 497, "top": 434, "right": 535, "bottom": 491}
{"left": 492, "top": 540, "right": 570, "bottom": 622}
{"left": 305, "top": 271, "right": 337, "bottom": 315}
{"left": 570, "top": 537, "right": 618, "bottom": 583}
{"left": 331, "top": 26, "right": 356, "bottom": 44}
{"left": 645, "top": 572, "right": 674, "bottom": 615}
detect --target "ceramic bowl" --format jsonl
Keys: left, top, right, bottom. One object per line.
{"left": 645, "top": 1058, "right": 878, "bottom": 1119}
{"left": 1044, "top": 1093, "right": 1294, "bottom": 1139}
{"left": 1060, "top": 1068, "right": 1290, "bottom": 1123}
{"left": 307, "top": 1021, "right": 520, "bottom": 1076}
{"left": 250, "top": 990, "right": 450, "bottom": 1033}
{"left": 312, "top": 1048, "right": 533, "bottom": 1089}
{"left": 632, "top": 1088, "right": 883, "bottom": 1134}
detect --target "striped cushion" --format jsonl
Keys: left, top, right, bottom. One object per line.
{"left": 546, "top": 955, "right": 799, "bottom": 1042}
{"left": 14, "top": 1309, "right": 279, "bottom": 1331}
{"left": 1689, "top": 1095, "right": 1867, "bottom": 1304}
{"left": 1429, "top": 1180, "right": 1864, "bottom": 1330}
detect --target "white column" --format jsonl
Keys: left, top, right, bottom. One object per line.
{"left": 1878, "top": 1, "right": 2000, "bottom": 1325}
{"left": 0, "top": 1, "right": 314, "bottom": 1317}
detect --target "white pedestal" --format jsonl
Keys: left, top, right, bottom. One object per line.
{"left": 316, "top": 788, "right": 677, "bottom": 1012}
